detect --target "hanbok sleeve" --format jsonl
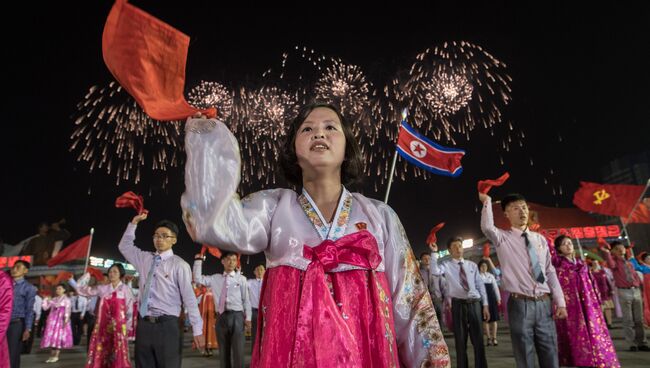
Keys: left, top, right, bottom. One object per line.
{"left": 380, "top": 205, "right": 451, "bottom": 368}
{"left": 70, "top": 273, "right": 101, "bottom": 298}
{"left": 123, "top": 285, "right": 135, "bottom": 333}
{"left": 181, "top": 118, "right": 280, "bottom": 255}
{"left": 42, "top": 298, "right": 52, "bottom": 311}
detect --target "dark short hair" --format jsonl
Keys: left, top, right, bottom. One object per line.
{"left": 56, "top": 283, "right": 68, "bottom": 292}
{"left": 155, "top": 220, "right": 179, "bottom": 236}
{"left": 37, "top": 221, "right": 49, "bottom": 230}
{"left": 447, "top": 236, "right": 464, "bottom": 247}
{"left": 13, "top": 260, "right": 31, "bottom": 269}
{"left": 554, "top": 235, "right": 571, "bottom": 251}
{"left": 610, "top": 240, "right": 626, "bottom": 249}
{"left": 501, "top": 193, "right": 527, "bottom": 211}
{"left": 108, "top": 263, "right": 126, "bottom": 278}
{"left": 477, "top": 260, "right": 489, "bottom": 270}
{"left": 420, "top": 252, "right": 431, "bottom": 259}
{"left": 279, "top": 102, "right": 363, "bottom": 188}
{"left": 222, "top": 251, "right": 239, "bottom": 259}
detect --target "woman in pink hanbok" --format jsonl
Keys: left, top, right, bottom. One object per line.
{"left": 0, "top": 270, "right": 13, "bottom": 368}
{"left": 40, "top": 284, "right": 73, "bottom": 363}
{"left": 553, "top": 235, "right": 619, "bottom": 367}
{"left": 69, "top": 263, "right": 134, "bottom": 368}
{"left": 182, "top": 103, "right": 450, "bottom": 367}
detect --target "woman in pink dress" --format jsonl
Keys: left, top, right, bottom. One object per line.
{"left": 0, "top": 270, "right": 13, "bottom": 368}
{"left": 553, "top": 235, "right": 619, "bottom": 367}
{"left": 40, "top": 284, "right": 73, "bottom": 363}
{"left": 182, "top": 103, "right": 450, "bottom": 367}
{"left": 69, "top": 263, "right": 134, "bottom": 368}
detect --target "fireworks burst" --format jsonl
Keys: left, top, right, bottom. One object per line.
{"left": 388, "top": 41, "right": 512, "bottom": 139}
{"left": 233, "top": 86, "right": 299, "bottom": 191}
{"left": 69, "top": 81, "right": 183, "bottom": 187}
{"left": 187, "top": 81, "right": 234, "bottom": 121}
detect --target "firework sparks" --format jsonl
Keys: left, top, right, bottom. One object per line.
{"left": 187, "top": 81, "right": 234, "bottom": 121}
{"left": 69, "top": 81, "right": 183, "bottom": 187}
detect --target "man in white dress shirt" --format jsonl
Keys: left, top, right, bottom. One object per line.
{"left": 69, "top": 291, "right": 87, "bottom": 345}
{"left": 194, "top": 251, "right": 251, "bottom": 368}
{"left": 247, "top": 265, "right": 265, "bottom": 346}
{"left": 430, "top": 237, "right": 489, "bottom": 368}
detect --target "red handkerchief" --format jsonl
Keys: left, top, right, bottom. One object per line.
{"left": 478, "top": 172, "right": 510, "bottom": 194}
{"left": 102, "top": 0, "right": 215, "bottom": 121}
{"left": 426, "top": 222, "right": 445, "bottom": 245}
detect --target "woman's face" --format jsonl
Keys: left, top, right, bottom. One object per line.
{"left": 479, "top": 263, "right": 488, "bottom": 273}
{"left": 294, "top": 107, "right": 346, "bottom": 179}
{"left": 108, "top": 266, "right": 121, "bottom": 282}
{"left": 558, "top": 237, "right": 574, "bottom": 256}
{"left": 55, "top": 286, "right": 65, "bottom": 296}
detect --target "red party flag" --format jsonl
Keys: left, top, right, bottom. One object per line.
{"left": 478, "top": 172, "right": 510, "bottom": 194}
{"left": 87, "top": 267, "right": 106, "bottom": 282}
{"left": 426, "top": 222, "right": 446, "bottom": 246}
{"left": 573, "top": 182, "right": 649, "bottom": 223}
{"left": 201, "top": 244, "right": 223, "bottom": 259}
{"left": 47, "top": 235, "right": 91, "bottom": 267}
{"left": 102, "top": 0, "right": 215, "bottom": 121}
{"left": 115, "top": 191, "right": 148, "bottom": 215}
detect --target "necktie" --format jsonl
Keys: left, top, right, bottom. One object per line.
{"left": 522, "top": 232, "right": 545, "bottom": 284}
{"left": 75, "top": 297, "right": 79, "bottom": 311}
{"left": 458, "top": 262, "right": 470, "bottom": 291}
{"left": 217, "top": 274, "right": 229, "bottom": 314}
{"left": 622, "top": 259, "right": 635, "bottom": 284}
{"left": 139, "top": 254, "right": 161, "bottom": 317}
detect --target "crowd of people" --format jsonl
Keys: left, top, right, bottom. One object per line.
{"left": 1, "top": 103, "right": 649, "bottom": 368}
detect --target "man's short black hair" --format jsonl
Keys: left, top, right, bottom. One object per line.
{"left": 447, "top": 236, "right": 464, "bottom": 247}
{"left": 155, "top": 220, "right": 179, "bottom": 236}
{"left": 501, "top": 193, "right": 527, "bottom": 211}
{"left": 610, "top": 240, "right": 627, "bottom": 248}
{"left": 222, "top": 251, "right": 239, "bottom": 259}
{"left": 13, "top": 260, "right": 31, "bottom": 269}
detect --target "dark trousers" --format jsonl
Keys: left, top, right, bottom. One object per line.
{"left": 217, "top": 311, "right": 245, "bottom": 368}
{"left": 85, "top": 314, "right": 96, "bottom": 351}
{"left": 70, "top": 312, "right": 83, "bottom": 345}
{"left": 508, "top": 297, "right": 558, "bottom": 368}
{"left": 7, "top": 319, "right": 24, "bottom": 368}
{"left": 251, "top": 308, "right": 259, "bottom": 347}
{"left": 451, "top": 298, "right": 487, "bottom": 368}
{"left": 21, "top": 313, "right": 36, "bottom": 354}
{"left": 135, "top": 316, "right": 181, "bottom": 368}
{"left": 432, "top": 298, "right": 444, "bottom": 331}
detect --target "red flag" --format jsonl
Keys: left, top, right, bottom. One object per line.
{"left": 102, "top": 0, "right": 215, "bottom": 121}
{"left": 573, "top": 181, "right": 648, "bottom": 223}
{"left": 396, "top": 121, "right": 465, "bottom": 177}
{"left": 426, "top": 222, "right": 445, "bottom": 245}
{"left": 54, "top": 271, "right": 74, "bottom": 284}
{"left": 115, "top": 191, "right": 148, "bottom": 215}
{"left": 624, "top": 200, "right": 650, "bottom": 224}
{"left": 478, "top": 172, "right": 510, "bottom": 194}
{"left": 47, "top": 235, "right": 91, "bottom": 267}
{"left": 201, "top": 244, "right": 223, "bottom": 259}
{"left": 597, "top": 237, "right": 611, "bottom": 250}
{"left": 87, "top": 267, "right": 106, "bottom": 282}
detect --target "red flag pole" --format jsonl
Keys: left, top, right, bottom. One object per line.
{"left": 384, "top": 109, "right": 407, "bottom": 204}
{"left": 83, "top": 228, "right": 95, "bottom": 273}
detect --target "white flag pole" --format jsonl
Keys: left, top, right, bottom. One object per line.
{"left": 83, "top": 228, "right": 95, "bottom": 273}
{"left": 383, "top": 109, "right": 408, "bottom": 204}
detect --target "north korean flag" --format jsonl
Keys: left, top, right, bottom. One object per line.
{"left": 396, "top": 121, "right": 466, "bottom": 177}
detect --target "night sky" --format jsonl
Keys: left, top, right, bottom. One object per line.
{"left": 2, "top": 1, "right": 649, "bottom": 275}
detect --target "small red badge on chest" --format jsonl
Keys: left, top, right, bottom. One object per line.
{"left": 355, "top": 222, "right": 367, "bottom": 231}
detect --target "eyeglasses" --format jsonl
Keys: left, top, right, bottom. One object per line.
{"left": 152, "top": 234, "right": 176, "bottom": 240}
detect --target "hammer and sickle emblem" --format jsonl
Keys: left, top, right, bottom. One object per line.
{"left": 593, "top": 189, "right": 610, "bottom": 205}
